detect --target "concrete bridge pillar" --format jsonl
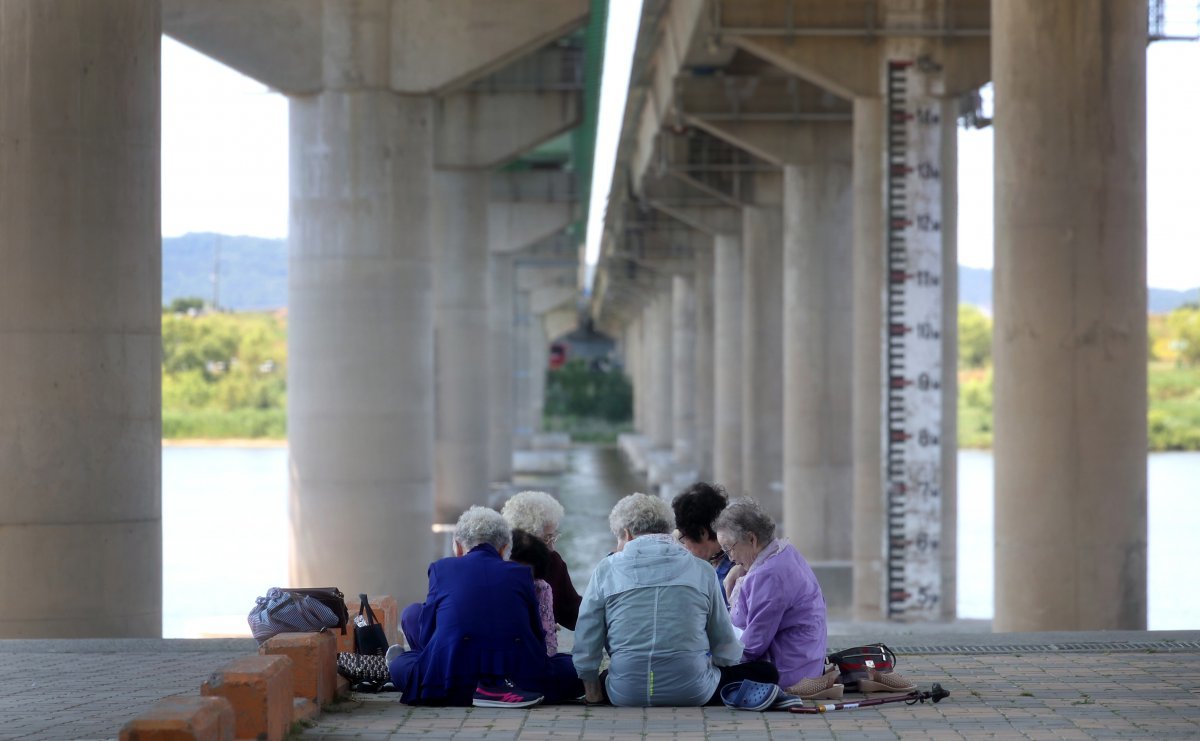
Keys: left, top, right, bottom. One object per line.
{"left": 672, "top": 275, "right": 696, "bottom": 469}
{"left": 626, "top": 317, "right": 644, "bottom": 433}
{"left": 781, "top": 135, "right": 854, "bottom": 561}
{"left": 433, "top": 170, "right": 491, "bottom": 520}
{"left": 741, "top": 194, "right": 785, "bottom": 523}
{"left": 529, "top": 318, "right": 549, "bottom": 436}
{"left": 693, "top": 246, "right": 716, "bottom": 481}
{"left": 487, "top": 254, "right": 516, "bottom": 483}
{"left": 512, "top": 289, "right": 536, "bottom": 449}
{"left": 646, "top": 291, "right": 674, "bottom": 450}
{"left": 992, "top": 0, "right": 1147, "bottom": 631}
{"left": 289, "top": 97, "right": 435, "bottom": 605}
{"left": 712, "top": 234, "right": 744, "bottom": 495}
{"left": 0, "top": 0, "right": 162, "bottom": 638}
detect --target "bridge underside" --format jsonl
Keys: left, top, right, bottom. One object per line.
{"left": 0, "top": 0, "right": 1153, "bottom": 636}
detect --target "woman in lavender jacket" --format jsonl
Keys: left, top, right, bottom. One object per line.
{"left": 715, "top": 497, "right": 835, "bottom": 698}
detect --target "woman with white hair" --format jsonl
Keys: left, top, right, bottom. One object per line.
{"left": 390, "top": 506, "right": 582, "bottom": 707}
{"left": 573, "top": 493, "right": 779, "bottom": 706}
{"left": 501, "top": 490, "right": 582, "bottom": 629}
{"left": 715, "top": 497, "right": 837, "bottom": 699}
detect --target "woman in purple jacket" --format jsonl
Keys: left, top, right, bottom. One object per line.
{"left": 714, "top": 497, "right": 839, "bottom": 699}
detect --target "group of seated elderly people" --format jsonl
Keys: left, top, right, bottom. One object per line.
{"left": 387, "top": 485, "right": 837, "bottom": 708}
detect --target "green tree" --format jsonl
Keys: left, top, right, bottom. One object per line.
{"left": 545, "top": 359, "right": 632, "bottom": 422}
{"left": 161, "top": 309, "right": 288, "bottom": 438}
{"left": 166, "top": 296, "right": 206, "bottom": 313}
{"left": 1165, "top": 305, "right": 1200, "bottom": 366}
{"left": 958, "top": 304, "right": 992, "bottom": 369}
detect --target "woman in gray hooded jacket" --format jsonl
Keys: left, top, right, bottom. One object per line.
{"left": 573, "top": 493, "right": 778, "bottom": 706}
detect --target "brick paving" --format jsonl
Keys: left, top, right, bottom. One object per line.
{"left": 3, "top": 632, "right": 1198, "bottom": 740}
{"left": 301, "top": 637, "right": 1200, "bottom": 740}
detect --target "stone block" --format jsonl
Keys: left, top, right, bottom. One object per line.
{"left": 201, "top": 654, "right": 293, "bottom": 741}
{"left": 335, "top": 595, "right": 399, "bottom": 653}
{"left": 292, "top": 697, "right": 319, "bottom": 722}
{"left": 259, "top": 631, "right": 336, "bottom": 706}
{"left": 119, "top": 695, "right": 235, "bottom": 740}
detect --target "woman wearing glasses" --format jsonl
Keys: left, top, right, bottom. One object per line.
{"left": 715, "top": 497, "right": 838, "bottom": 700}
{"left": 501, "top": 490, "right": 582, "bottom": 630}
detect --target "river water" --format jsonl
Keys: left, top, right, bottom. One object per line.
{"left": 163, "top": 447, "right": 1199, "bottom": 637}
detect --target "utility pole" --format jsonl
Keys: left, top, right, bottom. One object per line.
{"left": 210, "top": 234, "right": 221, "bottom": 311}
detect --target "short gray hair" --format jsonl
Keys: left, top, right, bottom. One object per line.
{"left": 454, "top": 506, "right": 512, "bottom": 552}
{"left": 713, "top": 497, "right": 775, "bottom": 546}
{"left": 609, "top": 493, "right": 673, "bottom": 538}
{"left": 501, "top": 490, "right": 565, "bottom": 534}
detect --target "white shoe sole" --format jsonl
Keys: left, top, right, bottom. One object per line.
{"left": 472, "top": 697, "right": 543, "bottom": 708}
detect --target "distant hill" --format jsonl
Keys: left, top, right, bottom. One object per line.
{"left": 163, "top": 233, "right": 286, "bottom": 311}
{"left": 958, "top": 265, "right": 1197, "bottom": 314}
{"left": 163, "top": 234, "right": 1198, "bottom": 315}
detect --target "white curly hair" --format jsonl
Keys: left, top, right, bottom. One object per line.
{"left": 454, "top": 506, "right": 512, "bottom": 552}
{"left": 609, "top": 492, "right": 673, "bottom": 538}
{"left": 501, "top": 490, "right": 565, "bottom": 535}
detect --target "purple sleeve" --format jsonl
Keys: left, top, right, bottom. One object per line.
{"left": 736, "top": 571, "right": 787, "bottom": 662}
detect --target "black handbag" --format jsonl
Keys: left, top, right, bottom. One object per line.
{"left": 827, "top": 643, "right": 898, "bottom": 692}
{"left": 336, "top": 652, "right": 391, "bottom": 692}
{"left": 354, "top": 593, "right": 390, "bottom": 656}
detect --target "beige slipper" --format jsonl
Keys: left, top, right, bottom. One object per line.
{"left": 857, "top": 668, "right": 915, "bottom": 694}
{"left": 802, "top": 683, "right": 844, "bottom": 701}
{"left": 785, "top": 677, "right": 845, "bottom": 701}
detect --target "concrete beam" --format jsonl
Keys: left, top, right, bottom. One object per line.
{"left": 163, "top": 0, "right": 321, "bottom": 93}
{"left": 542, "top": 306, "right": 579, "bottom": 343}
{"left": 530, "top": 285, "right": 578, "bottom": 316}
{"left": 628, "top": 1, "right": 708, "bottom": 188}
{"left": 687, "top": 116, "right": 845, "bottom": 169}
{"left": 491, "top": 170, "right": 577, "bottom": 202}
{"left": 435, "top": 91, "right": 581, "bottom": 169}
{"left": 719, "top": 0, "right": 991, "bottom": 97}
{"left": 490, "top": 205, "right": 575, "bottom": 255}
{"left": 390, "top": 0, "right": 587, "bottom": 93}
{"left": 643, "top": 174, "right": 740, "bottom": 235}
{"left": 164, "top": 0, "right": 587, "bottom": 95}
{"left": 516, "top": 265, "right": 576, "bottom": 292}
{"left": 489, "top": 172, "right": 576, "bottom": 254}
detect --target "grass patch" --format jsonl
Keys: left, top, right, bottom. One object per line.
{"left": 959, "top": 363, "right": 1200, "bottom": 451}
{"left": 163, "top": 408, "right": 286, "bottom": 439}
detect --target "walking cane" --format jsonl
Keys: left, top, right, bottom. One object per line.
{"left": 789, "top": 683, "right": 950, "bottom": 714}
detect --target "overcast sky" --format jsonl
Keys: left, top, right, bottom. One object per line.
{"left": 162, "top": 35, "right": 1199, "bottom": 291}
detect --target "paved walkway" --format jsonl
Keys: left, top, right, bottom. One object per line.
{"left": 3, "top": 630, "right": 1198, "bottom": 740}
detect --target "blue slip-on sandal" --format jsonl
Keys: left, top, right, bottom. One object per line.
{"left": 720, "top": 680, "right": 781, "bottom": 711}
